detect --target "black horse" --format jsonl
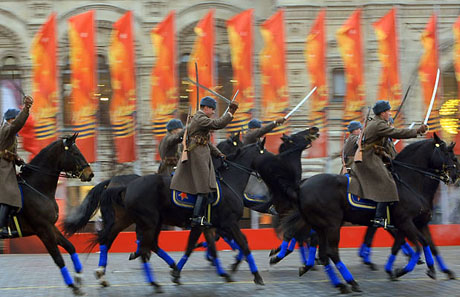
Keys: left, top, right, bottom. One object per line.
{"left": 277, "top": 134, "right": 456, "bottom": 294}
{"left": 11, "top": 134, "right": 93, "bottom": 296}
{"left": 216, "top": 131, "right": 243, "bottom": 155}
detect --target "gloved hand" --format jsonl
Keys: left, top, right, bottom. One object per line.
{"left": 23, "top": 95, "right": 33, "bottom": 109}
{"left": 15, "top": 157, "right": 25, "bottom": 166}
{"left": 417, "top": 124, "right": 428, "bottom": 135}
{"left": 275, "top": 117, "right": 286, "bottom": 125}
{"left": 219, "top": 153, "right": 226, "bottom": 160}
{"left": 228, "top": 102, "right": 239, "bottom": 114}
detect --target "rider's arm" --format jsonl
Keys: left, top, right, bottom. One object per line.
{"left": 197, "top": 112, "right": 233, "bottom": 130}
{"left": 208, "top": 142, "right": 223, "bottom": 157}
{"left": 376, "top": 121, "right": 417, "bottom": 140}
{"left": 253, "top": 121, "right": 277, "bottom": 138}
{"left": 5, "top": 106, "right": 30, "bottom": 138}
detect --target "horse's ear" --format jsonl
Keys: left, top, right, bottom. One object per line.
{"left": 433, "top": 132, "right": 442, "bottom": 144}
{"left": 260, "top": 137, "right": 266, "bottom": 149}
{"left": 310, "top": 127, "right": 319, "bottom": 135}
{"left": 448, "top": 142, "right": 456, "bottom": 151}
{"left": 281, "top": 134, "right": 288, "bottom": 142}
{"left": 236, "top": 131, "right": 240, "bottom": 138}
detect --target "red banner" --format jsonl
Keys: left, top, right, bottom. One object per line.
{"left": 68, "top": 11, "right": 97, "bottom": 162}
{"left": 304, "top": 9, "right": 328, "bottom": 158}
{"left": 188, "top": 10, "right": 214, "bottom": 110}
{"left": 336, "top": 9, "right": 365, "bottom": 127}
{"left": 373, "top": 7, "right": 404, "bottom": 150}
{"left": 226, "top": 9, "right": 255, "bottom": 133}
{"left": 151, "top": 11, "right": 178, "bottom": 160}
{"left": 109, "top": 11, "right": 137, "bottom": 163}
{"left": 453, "top": 16, "right": 460, "bottom": 154}
{"left": 259, "top": 9, "right": 289, "bottom": 153}
{"left": 419, "top": 13, "right": 440, "bottom": 132}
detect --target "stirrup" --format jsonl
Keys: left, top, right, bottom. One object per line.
{"left": 190, "top": 216, "right": 212, "bottom": 227}
{"left": 0, "top": 227, "right": 18, "bottom": 239}
{"left": 371, "top": 218, "right": 385, "bottom": 228}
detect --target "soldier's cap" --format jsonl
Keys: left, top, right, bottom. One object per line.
{"left": 347, "top": 121, "right": 362, "bottom": 132}
{"left": 200, "top": 96, "right": 217, "bottom": 110}
{"left": 248, "top": 119, "right": 262, "bottom": 129}
{"left": 4, "top": 108, "right": 20, "bottom": 121}
{"left": 166, "top": 119, "right": 183, "bottom": 132}
{"left": 373, "top": 100, "right": 391, "bottom": 115}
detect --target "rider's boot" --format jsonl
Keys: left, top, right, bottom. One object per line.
{"left": 0, "top": 204, "right": 17, "bottom": 238}
{"left": 190, "top": 194, "right": 212, "bottom": 227}
{"left": 372, "top": 202, "right": 394, "bottom": 230}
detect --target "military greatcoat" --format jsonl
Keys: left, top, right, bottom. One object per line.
{"left": 157, "top": 129, "right": 184, "bottom": 176}
{"left": 243, "top": 121, "right": 277, "bottom": 145}
{"left": 342, "top": 134, "right": 359, "bottom": 168}
{"left": 349, "top": 114, "right": 418, "bottom": 203}
{"left": 170, "top": 110, "right": 233, "bottom": 194}
{"left": 0, "top": 107, "right": 29, "bottom": 208}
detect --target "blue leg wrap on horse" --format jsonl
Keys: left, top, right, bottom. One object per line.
{"left": 288, "top": 239, "right": 297, "bottom": 252}
{"left": 177, "top": 255, "right": 188, "bottom": 271}
{"left": 142, "top": 262, "right": 155, "bottom": 283}
{"left": 213, "top": 258, "right": 226, "bottom": 275}
{"left": 358, "top": 243, "right": 367, "bottom": 257}
{"left": 401, "top": 242, "right": 413, "bottom": 256}
{"left": 385, "top": 254, "right": 396, "bottom": 272}
{"left": 98, "top": 244, "right": 108, "bottom": 267}
{"left": 224, "top": 237, "right": 239, "bottom": 251}
{"left": 335, "top": 261, "right": 354, "bottom": 282}
{"left": 157, "top": 248, "right": 175, "bottom": 267}
{"left": 299, "top": 245, "right": 307, "bottom": 265}
{"left": 236, "top": 250, "right": 244, "bottom": 262}
{"left": 307, "top": 246, "right": 316, "bottom": 267}
{"left": 404, "top": 252, "right": 420, "bottom": 272}
{"left": 201, "top": 241, "right": 208, "bottom": 248}
{"left": 60, "top": 267, "right": 74, "bottom": 286}
{"left": 70, "top": 253, "right": 82, "bottom": 273}
{"left": 277, "top": 241, "right": 289, "bottom": 258}
{"left": 435, "top": 255, "right": 448, "bottom": 272}
{"left": 423, "top": 246, "right": 434, "bottom": 267}
{"left": 246, "top": 253, "right": 258, "bottom": 273}
{"left": 135, "top": 240, "right": 140, "bottom": 254}
{"left": 324, "top": 264, "right": 340, "bottom": 286}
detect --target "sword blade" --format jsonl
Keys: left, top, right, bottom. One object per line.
{"left": 284, "top": 86, "right": 317, "bottom": 120}
{"left": 224, "top": 89, "right": 239, "bottom": 114}
{"left": 423, "top": 68, "right": 440, "bottom": 125}
{"left": 186, "top": 78, "right": 231, "bottom": 104}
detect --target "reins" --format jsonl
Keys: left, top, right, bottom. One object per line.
{"left": 391, "top": 159, "right": 450, "bottom": 183}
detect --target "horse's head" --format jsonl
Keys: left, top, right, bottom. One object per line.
{"left": 430, "top": 133, "right": 457, "bottom": 184}
{"left": 279, "top": 127, "right": 320, "bottom": 153}
{"left": 217, "top": 131, "right": 243, "bottom": 155}
{"left": 226, "top": 137, "right": 270, "bottom": 170}
{"left": 59, "top": 133, "right": 94, "bottom": 182}
{"left": 446, "top": 141, "right": 459, "bottom": 184}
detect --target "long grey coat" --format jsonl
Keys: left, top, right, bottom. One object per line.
{"left": 170, "top": 110, "right": 233, "bottom": 194}
{"left": 157, "top": 129, "right": 184, "bottom": 176}
{"left": 243, "top": 121, "right": 277, "bottom": 145}
{"left": 349, "top": 115, "right": 418, "bottom": 202}
{"left": 0, "top": 107, "right": 29, "bottom": 208}
{"left": 342, "top": 134, "right": 359, "bottom": 168}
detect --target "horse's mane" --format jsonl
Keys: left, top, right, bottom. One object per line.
{"left": 28, "top": 138, "right": 61, "bottom": 165}
{"left": 395, "top": 139, "right": 433, "bottom": 161}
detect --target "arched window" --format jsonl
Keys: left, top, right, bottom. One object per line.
{"left": 332, "top": 68, "right": 345, "bottom": 103}
{"left": 0, "top": 56, "right": 22, "bottom": 115}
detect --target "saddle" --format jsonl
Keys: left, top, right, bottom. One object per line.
{"left": 171, "top": 180, "right": 222, "bottom": 209}
{"left": 344, "top": 174, "right": 376, "bottom": 210}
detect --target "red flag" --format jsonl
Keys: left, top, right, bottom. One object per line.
{"left": 188, "top": 10, "right": 214, "bottom": 110}
{"left": 260, "top": 9, "right": 289, "bottom": 153}
{"left": 337, "top": 9, "right": 365, "bottom": 128}
{"left": 226, "top": 9, "right": 255, "bottom": 133}
{"left": 68, "top": 11, "right": 97, "bottom": 162}
{"left": 151, "top": 11, "right": 178, "bottom": 160}
{"left": 109, "top": 11, "right": 137, "bottom": 163}
{"left": 304, "top": 9, "right": 328, "bottom": 158}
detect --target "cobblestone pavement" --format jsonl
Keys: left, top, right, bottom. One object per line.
{"left": 1, "top": 246, "right": 460, "bottom": 297}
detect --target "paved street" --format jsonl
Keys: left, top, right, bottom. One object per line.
{"left": 1, "top": 246, "right": 460, "bottom": 296}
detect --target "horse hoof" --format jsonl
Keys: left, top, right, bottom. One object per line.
{"left": 386, "top": 270, "right": 397, "bottom": 281}
{"left": 74, "top": 273, "right": 83, "bottom": 287}
{"left": 222, "top": 274, "right": 234, "bottom": 283}
{"left": 365, "top": 262, "right": 378, "bottom": 271}
{"left": 100, "top": 280, "right": 110, "bottom": 287}
{"left": 94, "top": 267, "right": 105, "bottom": 280}
{"left": 285, "top": 249, "right": 293, "bottom": 257}
{"left": 336, "top": 283, "right": 351, "bottom": 294}
{"left": 170, "top": 269, "right": 181, "bottom": 285}
{"left": 417, "top": 258, "right": 425, "bottom": 265}
{"left": 269, "top": 248, "right": 279, "bottom": 257}
{"left": 445, "top": 269, "right": 456, "bottom": 280}
{"left": 231, "top": 260, "right": 241, "bottom": 273}
{"left": 349, "top": 281, "right": 362, "bottom": 293}
{"left": 71, "top": 286, "right": 86, "bottom": 296}
{"left": 426, "top": 267, "right": 436, "bottom": 280}
{"left": 299, "top": 265, "right": 312, "bottom": 277}
{"left": 395, "top": 268, "right": 407, "bottom": 278}
{"left": 253, "top": 272, "right": 264, "bottom": 286}
{"left": 129, "top": 252, "right": 139, "bottom": 261}
{"left": 152, "top": 282, "right": 164, "bottom": 293}
{"left": 269, "top": 256, "right": 281, "bottom": 265}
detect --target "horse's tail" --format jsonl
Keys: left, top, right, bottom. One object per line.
{"left": 277, "top": 209, "right": 308, "bottom": 240}
{"left": 63, "top": 179, "right": 112, "bottom": 236}
{"left": 96, "top": 185, "right": 127, "bottom": 246}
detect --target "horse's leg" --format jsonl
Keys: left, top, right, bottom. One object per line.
{"left": 393, "top": 223, "right": 425, "bottom": 278}
{"left": 270, "top": 235, "right": 295, "bottom": 264}
{"left": 317, "top": 229, "right": 349, "bottom": 294}
{"left": 299, "top": 229, "right": 317, "bottom": 276}
{"left": 359, "top": 226, "right": 378, "bottom": 271}
{"left": 421, "top": 225, "right": 456, "bottom": 280}
{"left": 55, "top": 229, "right": 84, "bottom": 286}
{"left": 327, "top": 227, "right": 362, "bottom": 293}
{"left": 203, "top": 229, "right": 233, "bottom": 282}
{"left": 228, "top": 223, "right": 264, "bottom": 285}
{"left": 170, "top": 226, "right": 202, "bottom": 284}
{"left": 36, "top": 228, "right": 85, "bottom": 296}
{"left": 385, "top": 230, "right": 405, "bottom": 280}
{"left": 138, "top": 227, "right": 163, "bottom": 293}
{"left": 223, "top": 236, "right": 244, "bottom": 272}
{"left": 151, "top": 223, "right": 177, "bottom": 270}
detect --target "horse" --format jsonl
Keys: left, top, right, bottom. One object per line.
{"left": 276, "top": 134, "right": 457, "bottom": 294}
{"left": 216, "top": 131, "right": 243, "bottom": 155}
{"left": 9, "top": 133, "right": 93, "bottom": 296}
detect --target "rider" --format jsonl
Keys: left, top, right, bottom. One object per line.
{"left": 349, "top": 100, "right": 427, "bottom": 229}
{"left": 157, "top": 119, "right": 184, "bottom": 176}
{"left": 342, "top": 120, "right": 362, "bottom": 171}
{"left": 170, "top": 96, "right": 238, "bottom": 227}
{"left": 242, "top": 117, "right": 286, "bottom": 144}
{"left": 0, "top": 95, "right": 34, "bottom": 237}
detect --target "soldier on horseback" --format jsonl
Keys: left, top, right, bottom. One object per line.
{"left": 0, "top": 95, "right": 33, "bottom": 237}
{"left": 158, "top": 119, "right": 184, "bottom": 176}
{"left": 342, "top": 121, "right": 362, "bottom": 170}
{"left": 170, "top": 96, "right": 238, "bottom": 227}
{"left": 349, "top": 100, "right": 427, "bottom": 229}
{"left": 243, "top": 117, "right": 285, "bottom": 144}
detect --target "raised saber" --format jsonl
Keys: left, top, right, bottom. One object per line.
{"left": 393, "top": 122, "right": 416, "bottom": 145}
{"left": 284, "top": 86, "right": 317, "bottom": 120}
{"left": 186, "top": 77, "right": 231, "bottom": 104}
{"left": 224, "top": 89, "right": 239, "bottom": 114}
{"left": 423, "top": 68, "right": 440, "bottom": 125}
